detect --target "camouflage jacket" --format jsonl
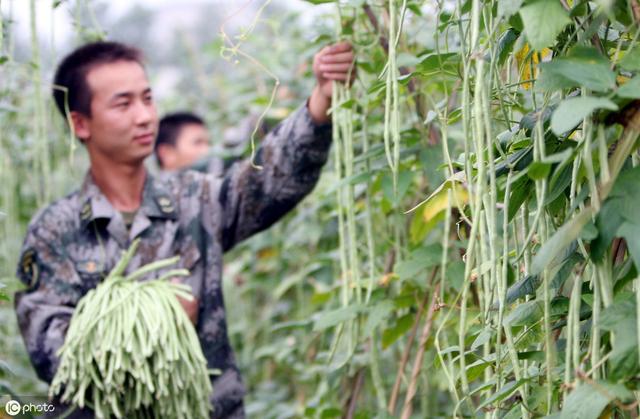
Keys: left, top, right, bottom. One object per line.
{"left": 14, "top": 104, "right": 332, "bottom": 418}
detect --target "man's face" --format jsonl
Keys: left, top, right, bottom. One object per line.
{"left": 75, "top": 60, "right": 158, "bottom": 165}
{"left": 162, "top": 123, "right": 210, "bottom": 171}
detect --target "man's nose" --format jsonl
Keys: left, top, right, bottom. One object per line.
{"left": 134, "top": 100, "right": 155, "bottom": 125}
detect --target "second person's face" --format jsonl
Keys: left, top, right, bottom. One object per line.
{"left": 173, "top": 123, "right": 210, "bottom": 169}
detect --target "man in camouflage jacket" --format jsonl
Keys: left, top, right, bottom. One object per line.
{"left": 14, "top": 40, "right": 354, "bottom": 418}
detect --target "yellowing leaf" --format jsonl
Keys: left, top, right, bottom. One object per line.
{"left": 257, "top": 247, "right": 278, "bottom": 259}
{"left": 617, "top": 74, "right": 630, "bottom": 85}
{"left": 515, "top": 44, "right": 552, "bottom": 90}
{"left": 407, "top": 172, "right": 469, "bottom": 220}
{"left": 422, "top": 185, "right": 469, "bottom": 222}
{"left": 379, "top": 273, "right": 398, "bottom": 287}
{"left": 407, "top": 172, "right": 470, "bottom": 243}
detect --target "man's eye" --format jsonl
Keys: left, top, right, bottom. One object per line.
{"left": 116, "top": 102, "right": 129, "bottom": 108}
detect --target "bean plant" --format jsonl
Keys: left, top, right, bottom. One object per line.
{"left": 3, "top": 0, "right": 640, "bottom": 418}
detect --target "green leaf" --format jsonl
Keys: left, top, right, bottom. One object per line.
{"left": 551, "top": 97, "right": 618, "bottom": 135}
{"left": 616, "top": 76, "right": 640, "bottom": 99}
{"left": 464, "top": 354, "right": 496, "bottom": 382}
{"left": 519, "top": 0, "right": 570, "bottom": 51}
{"left": 471, "top": 328, "right": 494, "bottom": 350}
{"left": 531, "top": 210, "right": 592, "bottom": 275}
{"left": 619, "top": 48, "right": 640, "bottom": 71}
{"left": 396, "top": 53, "right": 420, "bottom": 67}
{"left": 499, "top": 0, "right": 524, "bottom": 18}
{"left": 477, "top": 378, "right": 527, "bottom": 410}
{"left": 313, "top": 306, "right": 361, "bottom": 331}
{"left": 415, "top": 52, "right": 458, "bottom": 75}
{"left": 394, "top": 244, "right": 442, "bottom": 284}
{"left": 503, "top": 274, "right": 541, "bottom": 305}
{"left": 382, "top": 313, "right": 414, "bottom": 349}
{"left": 618, "top": 222, "right": 640, "bottom": 269}
{"left": 363, "top": 301, "right": 395, "bottom": 337}
{"left": 495, "top": 29, "right": 519, "bottom": 65}
{"left": 538, "top": 47, "right": 617, "bottom": 93}
{"left": 550, "top": 253, "right": 583, "bottom": 291}
{"left": 591, "top": 200, "right": 625, "bottom": 261}
{"left": 560, "top": 382, "right": 633, "bottom": 419}
{"left": 546, "top": 161, "right": 575, "bottom": 205}
{"left": 505, "top": 300, "right": 543, "bottom": 326}
{"left": 508, "top": 177, "right": 533, "bottom": 221}
{"left": 599, "top": 295, "right": 639, "bottom": 379}
{"left": 527, "top": 161, "right": 552, "bottom": 180}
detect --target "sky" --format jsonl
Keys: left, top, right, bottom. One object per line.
{"left": 1, "top": 0, "right": 328, "bottom": 49}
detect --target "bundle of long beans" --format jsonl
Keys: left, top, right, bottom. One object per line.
{"left": 50, "top": 240, "right": 212, "bottom": 419}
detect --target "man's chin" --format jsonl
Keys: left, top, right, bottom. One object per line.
{"left": 119, "top": 149, "right": 153, "bottom": 166}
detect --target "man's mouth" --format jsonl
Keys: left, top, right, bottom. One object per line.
{"left": 133, "top": 133, "right": 154, "bottom": 145}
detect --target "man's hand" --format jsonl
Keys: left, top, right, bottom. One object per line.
{"left": 308, "top": 41, "right": 356, "bottom": 124}
{"left": 171, "top": 278, "right": 199, "bottom": 325}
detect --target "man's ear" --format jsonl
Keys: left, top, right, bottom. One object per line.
{"left": 70, "top": 111, "right": 91, "bottom": 143}
{"left": 156, "top": 144, "right": 177, "bottom": 170}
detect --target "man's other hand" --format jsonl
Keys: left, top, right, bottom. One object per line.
{"left": 171, "top": 278, "right": 199, "bottom": 325}
{"left": 308, "top": 41, "right": 356, "bottom": 124}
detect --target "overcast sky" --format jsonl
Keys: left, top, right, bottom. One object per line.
{"left": 1, "top": 0, "right": 328, "bottom": 49}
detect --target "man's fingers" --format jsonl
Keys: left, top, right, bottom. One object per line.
{"left": 328, "top": 41, "right": 352, "bottom": 53}
{"left": 320, "top": 51, "right": 354, "bottom": 64}
{"left": 318, "top": 63, "right": 354, "bottom": 73}
{"left": 322, "top": 72, "right": 351, "bottom": 81}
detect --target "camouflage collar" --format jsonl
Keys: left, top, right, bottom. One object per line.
{"left": 78, "top": 170, "right": 178, "bottom": 230}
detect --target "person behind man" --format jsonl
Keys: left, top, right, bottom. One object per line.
{"left": 155, "top": 111, "right": 271, "bottom": 175}
{"left": 154, "top": 111, "right": 223, "bottom": 173}
{"left": 14, "top": 40, "right": 354, "bottom": 418}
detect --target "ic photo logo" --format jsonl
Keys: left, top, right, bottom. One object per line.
{"left": 3, "top": 398, "right": 55, "bottom": 416}
{"left": 4, "top": 399, "right": 21, "bottom": 416}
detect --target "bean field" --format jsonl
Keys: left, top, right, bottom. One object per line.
{"left": 2, "top": 0, "right": 640, "bottom": 418}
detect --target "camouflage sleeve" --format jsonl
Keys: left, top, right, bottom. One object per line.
{"left": 13, "top": 220, "right": 79, "bottom": 384}
{"left": 216, "top": 102, "right": 332, "bottom": 251}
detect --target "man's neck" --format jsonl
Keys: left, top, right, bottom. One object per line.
{"left": 90, "top": 159, "right": 146, "bottom": 212}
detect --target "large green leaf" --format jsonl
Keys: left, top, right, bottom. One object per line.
{"left": 550, "top": 97, "right": 618, "bottom": 135}
{"left": 538, "top": 47, "right": 617, "bottom": 93}
{"left": 519, "top": 0, "right": 570, "bottom": 51}
{"left": 499, "top": 0, "right": 525, "bottom": 18}
{"left": 560, "top": 382, "right": 633, "bottom": 419}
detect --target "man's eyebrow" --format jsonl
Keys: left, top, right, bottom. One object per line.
{"left": 110, "top": 87, "right": 152, "bottom": 102}
{"left": 110, "top": 92, "right": 133, "bottom": 102}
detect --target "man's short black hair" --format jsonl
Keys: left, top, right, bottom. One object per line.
{"left": 155, "top": 112, "right": 206, "bottom": 168}
{"left": 52, "top": 41, "right": 144, "bottom": 118}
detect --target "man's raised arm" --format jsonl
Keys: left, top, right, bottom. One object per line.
{"left": 212, "top": 42, "right": 355, "bottom": 251}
